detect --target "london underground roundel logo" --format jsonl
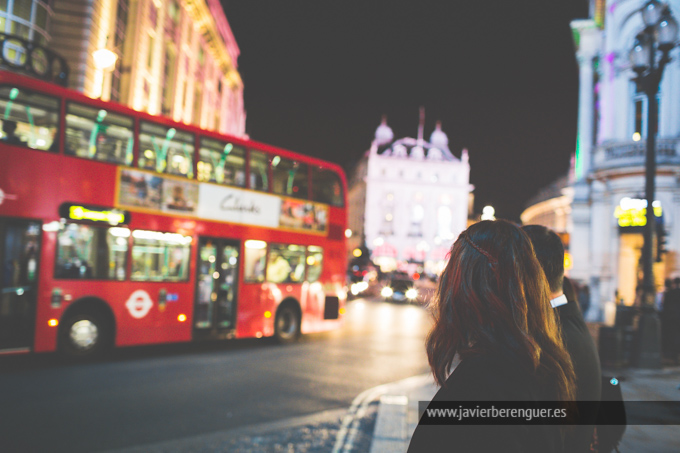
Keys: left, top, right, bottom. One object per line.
{"left": 125, "top": 290, "right": 153, "bottom": 319}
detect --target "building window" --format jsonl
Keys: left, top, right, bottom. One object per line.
{"left": 408, "top": 204, "right": 424, "bottom": 237}
{"left": 631, "top": 84, "right": 659, "bottom": 140}
{"left": 437, "top": 206, "right": 453, "bottom": 240}
{"left": 147, "top": 33, "right": 155, "bottom": 69}
{"left": 161, "top": 44, "right": 177, "bottom": 117}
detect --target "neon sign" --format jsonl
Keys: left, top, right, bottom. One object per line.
{"left": 59, "top": 203, "right": 130, "bottom": 225}
{"left": 614, "top": 198, "right": 662, "bottom": 228}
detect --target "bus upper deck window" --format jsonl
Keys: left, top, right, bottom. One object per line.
{"left": 312, "top": 167, "right": 344, "bottom": 207}
{"left": 198, "top": 138, "right": 245, "bottom": 186}
{"left": 272, "top": 157, "right": 308, "bottom": 199}
{"left": 248, "top": 150, "right": 269, "bottom": 192}
{"left": 139, "top": 122, "right": 195, "bottom": 178}
{"left": 0, "top": 86, "right": 59, "bottom": 152}
{"left": 65, "top": 103, "right": 134, "bottom": 165}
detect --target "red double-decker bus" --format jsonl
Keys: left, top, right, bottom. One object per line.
{"left": 0, "top": 71, "right": 347, "bottom": 358}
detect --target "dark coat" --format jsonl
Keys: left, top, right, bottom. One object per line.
{"left": 661, "top": 288, "right": 680, "bottom": 355}
{"left": 408, "top": 352, "right": 563, "bottom": 453}
{"left": 555, "top": 298, "right": 602, "bottom": 452}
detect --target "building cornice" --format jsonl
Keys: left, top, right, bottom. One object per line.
{"left": 184, "top": 0, "right": 242, "bottom": 88}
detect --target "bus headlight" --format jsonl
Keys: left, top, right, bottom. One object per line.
{"left": 406, "top": 288, "right": 418, "bottom": 301}
{"left": 381, "top": 286, "right": 393, "bottom": 298}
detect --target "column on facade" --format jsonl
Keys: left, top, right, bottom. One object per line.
{"left": 577, "top": 52, "right": 596, "bottom": 178}
{"left": 585, "top": 179, "right": 611, "bottom": 321}
{"left": 664, "top": 52, "right": 680, "bottom": 137}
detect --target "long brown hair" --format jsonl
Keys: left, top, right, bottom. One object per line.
{"left": 426, "top": 220, "right": 576, "bottom": 402}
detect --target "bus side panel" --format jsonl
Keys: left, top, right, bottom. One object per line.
{"left": 34, "top": 230, "right": 59, "bottom": 352}
{"left": 236, "top": 283, "right": 269, "bottom": 338}
{"left": 113, "top": 282, "right": 194, "bottom": 347}
{"left": 35, "top": 279, "right": 195, "bottom": 352}
{"left": 56, "top": 158, "right": 119, "bottom": 208}
{"left": 0, "top": 147, "right": 62, "bottom": 220}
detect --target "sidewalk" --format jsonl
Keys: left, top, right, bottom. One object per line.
{"left": 369, "top": 366, "right": 680, "bottom": 452}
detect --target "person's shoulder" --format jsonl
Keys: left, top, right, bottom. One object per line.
{"left": 434, "top": 353, "right": 536, "bottom": 402}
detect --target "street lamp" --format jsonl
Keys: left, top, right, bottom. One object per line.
{"left": 628, "top": 0, "right": 678, "bottom": 368}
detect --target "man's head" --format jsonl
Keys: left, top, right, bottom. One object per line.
{"left": 522, "top": 225, "right": 565, "bottom": 294}
{"left": 2, "top": 120, "right": 17, "bottom": 135}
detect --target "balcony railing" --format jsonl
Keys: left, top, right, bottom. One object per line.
{"left": 592, "top": 138, "right": 680, "bottom": 171}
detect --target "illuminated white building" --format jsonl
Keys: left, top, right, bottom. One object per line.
{"left": 37, "top": 0, "right": 246, "bottom": 137}
{"left": 348, "top": 117, "right": 473, "bottom": 275}
{"left": 523, "top": 1, "right": 680, "bottom": 321}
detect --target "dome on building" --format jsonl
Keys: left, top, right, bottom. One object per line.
{"left": 427, "top": 148, "right": 443, "bottom": 160}
{"left": 410, "top": 146, "right": 425, "bottom": 159}
{"left": 374, "top": 115, "right": 394, "bottom": 146}
{"left": 392, "top": 143, "right": 408, "bottom": 157}
{"left": 429, "top": 121, "right": 449, "bottom": 151}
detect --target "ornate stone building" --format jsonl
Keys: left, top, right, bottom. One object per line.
{"left": 348, "top": 116, "right": 473, "bottom": 276}
{"left": 1, "top": 0, "right": 245, "bottom": 137}
{"left": 524, "top": 0, "right": 680, "bottom": 320}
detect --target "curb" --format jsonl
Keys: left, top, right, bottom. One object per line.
{"left": 359, "top": 374, "right": 437, "bottom": 453}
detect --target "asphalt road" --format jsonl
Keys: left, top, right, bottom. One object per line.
{"left": 0, "top": 299, "right": 432, "bottom": 452}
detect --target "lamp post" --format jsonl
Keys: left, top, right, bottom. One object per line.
{"left": 628, "top": 0, "right": 678, "bottom": 368}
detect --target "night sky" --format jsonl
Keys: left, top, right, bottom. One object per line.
{"left": 221, "top": 1, "right": 590, "bottom": 221}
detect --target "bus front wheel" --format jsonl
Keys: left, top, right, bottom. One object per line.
{"left": 274, "top": 304, "right": 301, "bottom": 343}
{"left": 59, "top": 311, "right": 112, "bottom": 358}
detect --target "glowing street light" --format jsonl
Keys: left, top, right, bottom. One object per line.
{"left": 93, "top": 48, "right": 118, "bottom": 70}
{"left": 481, "top": 205, "right": 496, "bottom": 221}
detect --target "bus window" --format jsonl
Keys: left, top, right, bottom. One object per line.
{"left": 272, "top": 157, "right": 308, "bottom": 199}
{"left": 244, "top": 239, "right": 267, "bottom": 282}
{"left": 0, "top": 86, "right": 59, "bottom": 151}
{"left": 197, "top": 138, "right": 245, "bottom": 186}
{"left": 267, "top": 244, "right": 306, "bottom": 284}
{"left": 65, "top": 103, "right": 134, "bottom": 165}
{"left": 139, "top": 122, "right": 195, "bottom": 178}
{"left": 248, "top": 150, "right": 269, "bottom": 192}
{"left": 55, "top": 224, "right": 129, "bottom": 280}
{"left": 131, "top": 230, "right": 192, "bottom": 281}
{"left": 306, "top": 246, "right": 323, "bottom": 283}
{"left": 311, "top": 167, "right": 344, "bottom": 207}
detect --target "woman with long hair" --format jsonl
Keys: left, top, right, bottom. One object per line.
{"left": 408, "top": 220, "right": 576, "bottom": 452}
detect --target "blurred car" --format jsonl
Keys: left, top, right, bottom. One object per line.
{"left": 349, "top": 280, "right": 370, "bottom": 297}
{"left": 381, "top": 276, "right": 420, "bottom": 303}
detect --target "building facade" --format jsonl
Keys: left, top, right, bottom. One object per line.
{"left": 563, "top": 0, "right": 680, "bottom": 320}
{"left": 0, "top": 0, "right": 245, "bottom": 137}
{"left": 348, "top": 117, "right": 473, "bottom": 276}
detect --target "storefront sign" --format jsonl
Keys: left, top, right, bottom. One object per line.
{"left": 614, "top": 198, "right": 662, "bottom": 228}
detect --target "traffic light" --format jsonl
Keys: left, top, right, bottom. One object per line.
{"left": 656, "top": 228, "right": 668, "bottom": 262}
